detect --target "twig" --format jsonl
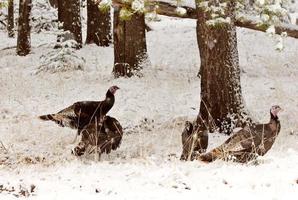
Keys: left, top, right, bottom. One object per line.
{"left": 0, "top": 46, "right": 17, "bottom": 51}
{"left": 0, "top": 140, "right": 8, "bottom": 153}
{"left": 0, "top": 19, "right": 6, "bottom": 27}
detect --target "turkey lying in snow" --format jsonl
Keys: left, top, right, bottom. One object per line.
{"left": 180, "top": 121, "right": 208, "bottom": 161}
{"left": 39, "top": 86, "right": 120, "bottom": 135}
{"left": 199, "top": 105, "right": 282, "bottom": 163}
{"left": 72, "top": 116, "right": 123, "bottom": 160}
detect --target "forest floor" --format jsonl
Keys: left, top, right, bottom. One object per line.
{"left": 0, "top": 16, "right": 298, "bottom": 199}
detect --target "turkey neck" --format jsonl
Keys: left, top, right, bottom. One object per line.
{"left": 269, "top": 112, "right": 280, "bottom": 133}
{"left": 101, "top": 90, "right": 115, "bottom": 114}
{"left": 188, "top": 124, "right": 194, "bottom": 135}
{"left": 105, "top": 90, "right": 115, "bottom": 103}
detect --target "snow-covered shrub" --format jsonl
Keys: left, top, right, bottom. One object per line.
{"left": 36, "top": 40, "right": 85, "bottom": 74}
{"left": 1, "top": 0, "right": 58, "bottom": 32}
{"left": 31, "top": 0, "right": 58, "bottom": 33}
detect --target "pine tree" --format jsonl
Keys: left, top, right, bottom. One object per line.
{"left": 86, "top": 0, "right": 111, "bottom": 46}
{"left": 113, "top": 4, "right": 147, "bottom": 77}
{"left": 57, "top": 0, "right": 82, "bottom": 47}
{"left": 7, "top": 0, "right": 14, "bottom": 37}
{"left": 195, "top": 0, "right": 250, "bottom": 134}
{"left": 17, "top": 0, "right": 32, "bottom": 56}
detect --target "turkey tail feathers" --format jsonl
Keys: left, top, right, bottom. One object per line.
{"left": 39, "top": 114, "right": 66, "bottom": 127}
{"left": 39, "top": 114, "right": 54, "bottom": 121}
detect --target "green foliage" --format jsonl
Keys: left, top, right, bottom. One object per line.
{"left": 256, "top": 22, "right": 270, "bottom": 30}
{"left": 98, "top": 0, "right": 111, "bottom": 13}
{"left": 0, "top": 1, "right": 8, "bottom": 9}
{"left": 120, "top": 7, "right": 133, "bottom": 21}
{"left": 131, "top": 0, "right": 145, "bottom": 13}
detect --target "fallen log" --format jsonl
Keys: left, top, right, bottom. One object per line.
{"left": 112, "top": 0, "right": 298, "bottom": 39}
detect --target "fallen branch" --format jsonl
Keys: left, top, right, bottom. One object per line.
{"left": 112, "top": 0, "right": 298, "bottom": 39}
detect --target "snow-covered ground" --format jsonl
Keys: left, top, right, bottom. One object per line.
{"left": 0, "top": 15, "right": 298, "bottom": 199}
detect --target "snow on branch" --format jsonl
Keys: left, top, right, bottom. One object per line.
{"left": 112, "top": 0, "right": 298, "bottom": 39}
{"left": 235, "top": 17, "right": 298, "bottom": 39}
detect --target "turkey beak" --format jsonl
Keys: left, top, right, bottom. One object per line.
{"left": 115, "top": 86, "right": 120, "bottom": 90}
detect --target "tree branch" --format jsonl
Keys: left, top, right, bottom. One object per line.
{"left": 235, "top": 19, "right": 298, "bottom": 39}
{"left": 0, "top": 19, "right": 6, "bottom": 27}
{"left": 112, "top": 0, "right": 298, "bottom": 39}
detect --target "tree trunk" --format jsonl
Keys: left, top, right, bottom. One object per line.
{"left": 57, "top": 0, "right": 82, "bottom": 47}
{"left": 113, "top": 5, "right": 147, "bottom": 77}
{"left": 86, "top": 0, "right": 111, "bottom": 46}
{"left": 17, "top": 0, "right": 32, "bottom": 56}
{"left": 196, "top": 1, "right": 249, "bottom": 134}
{"left": 7, "top": 0, "right": 14, "bottom": 37}
{"left": 49, "top": 0, "right": 58, "bottom": 8}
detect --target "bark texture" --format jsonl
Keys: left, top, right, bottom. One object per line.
{"left": 49, "top": 0, "right": 58, "bottom": 8}
{"left": 86, "top": 0, "right": 111, "bottom": 46}
{"left": 196, "top": 1, "right": 249, "bottom": 134}
{"left": 57, "top": 0, "right": 82, "bottom": 47}
{"left": 17, "top": 0, "right": 32, "bottom": 56}
{"left": 113, "top": 6, "right": 147, "bottom": 77}
{"left": 7, "top": 0, "right": 14, "bottom": 37}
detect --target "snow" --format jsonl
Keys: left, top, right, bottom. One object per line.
{"left": 1, "top": 7, "right": 298, "bottom": 200}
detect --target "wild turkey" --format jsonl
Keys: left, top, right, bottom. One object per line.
{"left": 39, "top": 85, "right": 119, "bottom": 135}
{"left": 180, "top": 121, "right": 208, "bottom": 161}
{"left": 199, "top": 105, "right": 282, "bottom": 163}
{"left": 72, "top": 116, "right": 123, "bottom": 160}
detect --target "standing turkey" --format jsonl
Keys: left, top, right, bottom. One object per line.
{"left": 39, "top": 85, "right": 120, "bottom": 135}
{"left": 180, "top": 121, "right": 208, "bottom": 161}
{"left": 199, "top": 105, "right": 282, "bottom": 163}
{"left": 72, "top": 116, "right": 123, "bottom": 160}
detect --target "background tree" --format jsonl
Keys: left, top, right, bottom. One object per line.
{"left": 7, "top": 0, "right": 14, "bottom": 37}
{"left": 113, "top": 3, "right": 147, "bottom": 77}
{"left": 195, "top": 0, "right": 249, "bottom": 134}
{"left": 86, "top": 0, "right": 111, "bottom": 46}
{"left": 57, "top": 0, "right": 82, "bottom": 47}
{"left": 17, "top": 0, "right": 32, "bottom": 56}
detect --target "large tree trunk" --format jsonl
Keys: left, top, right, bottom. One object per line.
{"left": 86, "top": 0, "right": 111, "bottom": 46}
{"left": 7, "top": 0, "right": 14, "bottom": 37}
{"left": 49, "top": 0, "right": 58, "bottom": 8}
{"left": 57, "top": 0, "right": 82, "bottom": 47}
{"left": 17, "top": 0, "right": 32, "bottom": 56}
{"left": 196, "top": 1, "right": 249, "bottom": 134}
{"left": 113, "top": 5, "right": 147, "bottom": 77}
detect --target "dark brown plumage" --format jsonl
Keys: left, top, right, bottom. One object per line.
{"left": 39, "top": 86, "right": 119, "bottom": 135}
{"left": 180, "top": 121, "right": 208, "bottom": 161}
{"left": 199, "top": 105, "right": 282, "bottom": 163}
{"left": 72, "top": 116, "right": 123, "bottom": 158}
